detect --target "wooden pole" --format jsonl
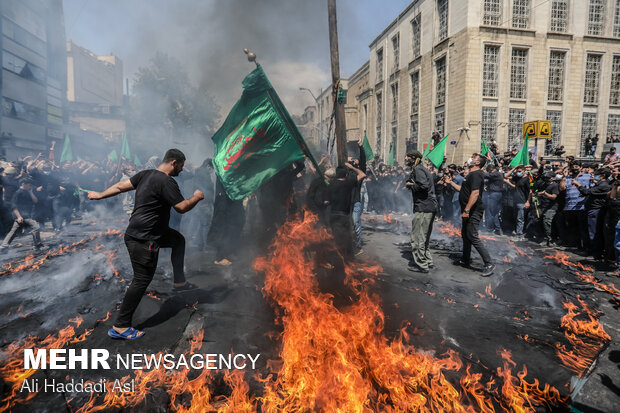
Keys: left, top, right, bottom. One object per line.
{"left": 327, "top": 0, "right": 347, "bottom": 166}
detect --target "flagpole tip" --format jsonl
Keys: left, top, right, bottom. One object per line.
{"left": 243, "top": 49, "right": 258, "bottom": 66}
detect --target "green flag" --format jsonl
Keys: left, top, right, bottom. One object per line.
{"left": 362, "top": 132, "right": 374, "bottom": 162}
{"left": 121, "top": 132, "right": 131, "bottom": 159}
{"left": 211, "top": 65, "right": 318, "bottom": 201}
{"left": 509, "top": 133, "right": 530, "bottom": 167}
{"left": 422, "top": 136, "right": 433, "bottom": 158}
{"left": 387, "top": 141, "right": 395, "bottom": 166}
{"left": 426, "top": 135, "right": 448, "bottom": 169}
{"left": 481, "top": 139, "right": 489, "bottom": 157}
{"left": 133, "top": 154, "right": 142, "bottom": 167}
{"left": 60, "top": 134, "right": 73, "bottom": 163}
{"left": 108, "top": 149, "right": 118, "bottom": 162}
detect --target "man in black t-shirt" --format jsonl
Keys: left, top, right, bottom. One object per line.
{"left": 529, "top": 171, "right": 560, "bottom": 246}
{"left": 0, "top": 177, "right": 44, "bottom": 251}
{"left": 89, "top": 149, "right": 204, "bottom": 340}
{"left": 445, "top": 154, "right": 494, "bottom": 276}
{"left": 504, "top": 165, "right": 530, "bottom": 237}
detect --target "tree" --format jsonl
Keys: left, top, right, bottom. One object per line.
{"left": 130, "top": 53, "right": 219, "bottom": 160}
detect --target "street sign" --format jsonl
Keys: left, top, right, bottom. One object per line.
{"left": 522, "top": 121, "right": 537, "bottom": 139}
{"left": 450, "top": 140, "right": 456, "bottom": 145}
{"left": 537, "top": 120, "right": 552, "bottom": 139}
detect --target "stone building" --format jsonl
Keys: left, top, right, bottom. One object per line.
{"left": 340, "top": 0, "right": 620, "bottom": 164}
{"left": 0, "top": 0, "right": 67, "bottom": 158}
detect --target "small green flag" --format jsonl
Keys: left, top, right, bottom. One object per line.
{"left": 121, "top": 132, "right": 131, "bottom": 159}
{"left": 212, "top": 65, "right": 318, "bottom": 200}
{"left": 362, "top": 132, "right": 374, "bottom": 162}
{"left": 108, "top": 149, "right": 118, "bottom": 162}
{"left": 426, "top": 135, "right": 448, "bottom": 169}
{"left": 422, "top": 136, "right": 433, "bottom": 158}
{"left": 133, "top": 154, "right": 142, "bottom": 167}
{"left": 60, "top": 134, "right": 73, "bottom": 163}
{"left": 509, "top": 133, "right": 530, "bottom": 167}
{"left": 387, "top": 141, "right": 395, "bottom": 166}
{"left": 481, "top": 139, "right": 489, "bottom": 157}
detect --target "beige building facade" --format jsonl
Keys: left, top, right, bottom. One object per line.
{"left": 337, "top": 0, "right": 620, "bottom": 165}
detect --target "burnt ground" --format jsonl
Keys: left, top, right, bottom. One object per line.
{"left": 0, "top": 211, "right": 619, "bottom": 412}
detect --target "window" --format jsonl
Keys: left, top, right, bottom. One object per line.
{"left": 410, "top": 117, "right": 418, "bottom": 145}
{"left": 611, "top": 56, "right": 620, "bottom": 105}
{"left": 376, "top": 92, "right": 382, "bottom": 154}
{"left": 435, "top": 112, "right": 445, "bottom": 136}
{"left": 2, "top": 51, "right": 46, "bottom": 85}
{"left": 438, "top": 0, "right": 449, "bottom": 41}
{"left": 483, "top": 0, "right": 502, "bottom": 26}
{"left": 547, "top": 51, "right": 566, "bottom": 102}
{"left": 391, "top": 83, "right": 399, "bottom": 122}
{"left": 1, "top": 97, "right": 46, "bottom": 124}
{"left": 411, "top": 72, "right": 419, "bottom": 115}
{"left": 483, "top": 46, "right": 500, "bottom": 97}
{"left": 584, "top": 54, "right": 602, "bottom": 104}
{"left": 580, "top": 113, "right": 597, "bottom": 156}
{"left": 550, "top": 0, "right": 569, "bottom": 32}
{"left": 481, "top": 107, "right": 497, "bottom": 143}
{"left": 608, "top": 114, "right": 620, "bottom": 138}
{"left": 392, "top": 34, "right": 400, "bottom": 71}
{"left": 615, "top": 0, "right": 620, "bottom": 38}
{"left": 411, "top": 14, "right": 421, "bottom": 58}
{"left": 587, "top": 0, "right": 605, "bottom": 36}
{"left": 1, "top": 18, "right": 46, "bottom": 57}
{"left": 510, "top": 49, "right": 528, "bottom": 99}
{"left": 546, "top": 110, "right": 562, "bottom": 154}
{"left": 436, "top": 56, "right": 447, "bottom": 106}
{"left": 376, "top": 49, "right": 384, "bottom": 81}
{"left": 391, "top": 124, "right": 398, "bottom": 161}
{"left": 512, "top": 0, "right": 531, "bottom": 29}
{"left": 508, "top": 108, "right": 526, "bottom": 148}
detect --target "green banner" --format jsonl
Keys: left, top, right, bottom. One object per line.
{"left": 60, "top": 134, "right": 73, "bottom": 163}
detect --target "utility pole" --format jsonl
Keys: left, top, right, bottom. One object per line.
{"left": 327, "top": 0, "right": 347, "bottom": 166}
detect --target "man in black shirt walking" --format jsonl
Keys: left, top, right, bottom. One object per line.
{"left": 445, "top": 154, "right": 495, "bottom": 276}
{"left": 89, "top": 149, "right": 204, "bottom": 340}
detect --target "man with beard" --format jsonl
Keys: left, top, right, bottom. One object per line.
{"left": 405, "top": 150, "right": 437, "bottom": 273}
{"left": 88, "top": 149, "right": 204, "bottom": 340}
{"left": 445, "top": 154, "right": 495, "bottom": 276}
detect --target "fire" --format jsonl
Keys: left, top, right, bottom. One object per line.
{"left": 544, "top": 251, "right": 594, "bottom": 273}
{"left": 554, "top": 297, "right": 610, "bottom": 377}
{"left": 485, "top": 285, "right": 498, "bottom": 300}
{"left": 438, "top": 221, "right": 461, "bottom": 237}
{"left": 253, "top": 212, "right": 566, "bottom": 411}
{"left": 0, "top": 317, "right": 91, "bottom": 411}
{"left": 383, "top": 213, "right": 394, "bottom": 223}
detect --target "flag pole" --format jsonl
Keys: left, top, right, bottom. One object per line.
{"left": 327, "top": 0, "right": 347, "bottom": 167}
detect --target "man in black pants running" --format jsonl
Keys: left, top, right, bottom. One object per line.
{"left": 88, "top": 149, "right": 204, "bottom": 339}
{"left": 445, "top": 154, "right": 495, "bottom": 277}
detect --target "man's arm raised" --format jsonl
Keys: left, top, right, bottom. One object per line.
{"left": 88, "top": 179, "right": 134, "bottom": 201}
{"left": 173, "top": 190, "right": 204, "bottom": 214}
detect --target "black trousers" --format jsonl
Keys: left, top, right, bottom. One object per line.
{"left": 461, "top": 207, "right": 492, "bottom": 265}
{"left": 329, "top": 212, "right": 353, "bottom": 257}
{"left": 115, "top": 229, "right": 186, "bottom": 328}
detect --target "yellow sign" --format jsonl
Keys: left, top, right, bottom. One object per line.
{"left": 537, "top": 120, "right": 552, "bottom": 139}
{"left": 522, "top": 121, "right": 537, "bottom": 139}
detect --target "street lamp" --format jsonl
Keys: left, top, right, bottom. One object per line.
{"left": 299, "top": 87, "right": 322, "bottom": 147}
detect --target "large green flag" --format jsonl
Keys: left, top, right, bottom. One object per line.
{"left": 212, "top": 65, "right": 318, "bottom": 200}
{"left": 426, "top": 135, "right": 448, "bottom": 169}
{"left": 362, "top": 132, "right": 374, "bottom": 162}
{"left": 60, "top": 134, "right": 73, "bottom": 163}
{"left": 481, "top": 139, "right": 489, "bottom": 157}
{"left": 121, "top": 132, "right": 131, "bottom": 159}
{"left": 509, "top": 134, "right": 530, "bottom": 167}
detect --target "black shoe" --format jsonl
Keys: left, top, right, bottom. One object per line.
{"left": 453, "top": 259, "right": 470, "bottom": 268}
{"left": 408, "top": 266, "right": 430, "bottom": 274}
{"left": 428, "top": 263, "right": 435, "bottom": 269}
{"left": 481, "top": 263, "right": 495, "bottom": 277}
